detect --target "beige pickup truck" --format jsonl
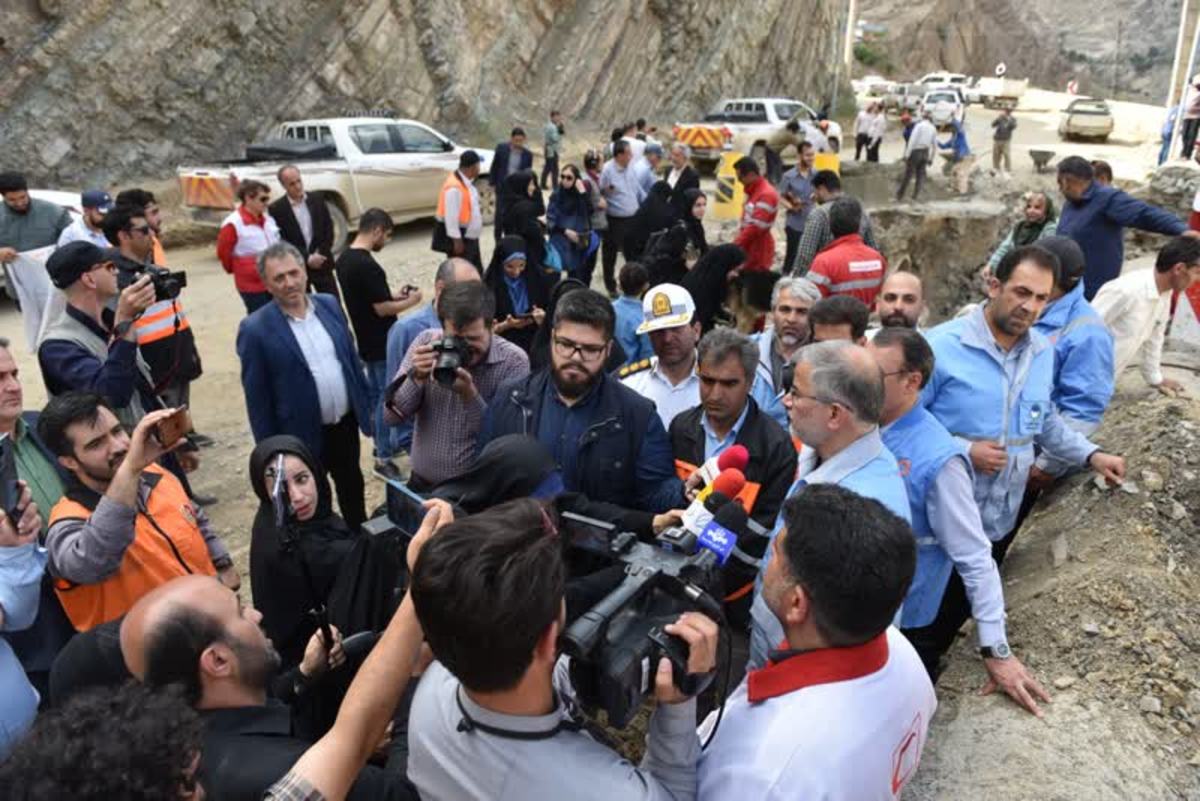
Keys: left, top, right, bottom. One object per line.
{"left": 177, "top": 117, "right": 495, "bottom": 250}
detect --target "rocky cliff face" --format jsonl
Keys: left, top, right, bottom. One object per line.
{"left": 0, "top": 0, "right": 843, "bottom": 185}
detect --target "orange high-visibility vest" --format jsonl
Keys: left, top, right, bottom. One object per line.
{"left": 49, "top": 464, "right": 216, "bottom": 631}
{"left": 436, "top": 172, "right": 473, "bottom": 225}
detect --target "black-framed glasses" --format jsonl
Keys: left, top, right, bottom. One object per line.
{"left": 126, "top": 224, "right": 151, "bottom": 236}
{"left": 561, "top": 174, "right": 576, "bottom": 182}
{"left": 553, "top": 335, "right": 608, "bottom": 362}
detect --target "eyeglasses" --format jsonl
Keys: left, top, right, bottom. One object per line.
{"left": 880, "top": 369, "right": 909, "bottom": 379}
{"left": 91, "top": 261, "right": 117, "bottom": 273}
{"left": 553, "top": 336, "right": 608, "bottom": 362}
{"left": 787, "top": 387, "right": 839, "bottom": 407}
{"left": 255, "top": 195, "right": 270, "bottom": 203}
{"left": 126, "top": 225, "right": 151, "bottom": 236}
{"left": 560, "top": 174, "right": 575, "bottom": 182}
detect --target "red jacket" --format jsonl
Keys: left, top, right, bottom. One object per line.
{"left": 733, "top": 176, "right": 779, "bottom": 271}
{"left": 808, "top": 233, "right": 887, "bottom": 308}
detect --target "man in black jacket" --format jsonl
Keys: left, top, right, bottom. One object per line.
{"left": 270, "top": 165, "right": 339, "bottom": 300}
{"left": 669, "top": 328, "right": 796, "bottom": 629}
{"left": 488, "top": 127, "right": 534, "bottom": 244}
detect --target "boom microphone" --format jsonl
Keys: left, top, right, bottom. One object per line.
{"left": 694, "top": 444, "right": 750, "bottom": 488}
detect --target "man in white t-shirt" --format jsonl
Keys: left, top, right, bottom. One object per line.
{"left": 698, "top": 483, "right": 936, "bottom": 801}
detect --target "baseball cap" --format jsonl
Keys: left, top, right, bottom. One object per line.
{"left": 80, "top": 190, "right": 113, "bottom": 212}
{"left": 45, "top": 241, "right": 108, "bottom": 288}
{"left": 636, "top": 283, "right": 695, "bottom": 334}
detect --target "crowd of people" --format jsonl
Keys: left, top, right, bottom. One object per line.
{"left": 0, "top": 100, "right": 1199, "bottom": 801}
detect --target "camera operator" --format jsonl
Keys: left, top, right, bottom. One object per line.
{"left": 697, "top": 484, "right": 935, "bottom": 800}
{"left": 408, "top": 497, "right": 718, "bottom": 801}
{"left": 385, "top": 282, "right": 529, "bottom": 489}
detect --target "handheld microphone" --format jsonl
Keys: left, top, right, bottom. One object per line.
{"left": 683, "top": 470, "right": 745, "bottom": 533}
{"left": 695, "top": 500, "right": 750, "bottom": 567}
{"left": 657, "top": 491, "right": 732, "bottom": 553}
{"left": 693, "top": 445, "right": 750, "bottom": 490}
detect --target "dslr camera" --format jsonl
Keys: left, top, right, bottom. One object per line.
{"left": 560, "top": 512, "right": 732, "bottom": 728}
{"left": 430, "top": 335, "right": 469, "bottom": 387}
{"left": 116, "top": 257, "right": 187, "bottom": 302}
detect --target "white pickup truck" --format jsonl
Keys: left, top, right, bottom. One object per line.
{"left": 177, "top": 117, "right": 495, "bottom": 249}
{"left": 673, "top": 97, "right": 842, "bottom": 174}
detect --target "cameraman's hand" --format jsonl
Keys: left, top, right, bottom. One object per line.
{"left": 115, "top": 274, "right": 156, "bottom": 328}
{"left": 451, "top": 367, "right": 479, "bottom": 401}
{"left": 406, "top": 499, "right": 454, "bottom": 572}
{"left": 654, "top": 612, "right": 719, "bottom": 706}
{"left": 408, "top": 344, "right": 437, "bottom": 385}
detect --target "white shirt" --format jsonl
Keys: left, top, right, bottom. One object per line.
{"left": 905, "top": 120, "right": 938, "bottom": 157}
{"left": 622, "top": 136, "right": 647, "bottom": 166}
{"left": 868, "top": 113, "right": 887, "bottom": 142}
{"left": 667, "top": 166, "right": 685, "bottom": 189}
{"left": 290, "top": 194, "right": 313, "bottom": 248}
{"left": 56, "top": 218, "right": 110, "bottom": 249}
{"left": 1091, "top": 267, "right": 1171, "bottom": 386}
{"left": 285, "top": 300, "right": 350, "bottom": 424}
{"left": 441, "top": 172, "right": 483, "bottom": 240}
{"left": 698, "top": 627, "right": 936, "bottom": 801}
{"left": 854, "top": 109, "right": 872, "bottom": 136}
{"left": 621, "top": 356, "right": 699, "bottom": 428}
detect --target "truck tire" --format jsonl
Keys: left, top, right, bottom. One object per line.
{"left": 320, "top": 197, "right": 350, "bottom": 256}
{"left": 475, "top": 177, "right": 496, "bottom": 225}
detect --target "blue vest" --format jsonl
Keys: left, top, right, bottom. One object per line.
{"left": 882, "top": 404, "right": 966, "bottom": 628}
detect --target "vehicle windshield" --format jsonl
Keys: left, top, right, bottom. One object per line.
{"left": 1069, "top": 100, "right": 1110, "bottom": 114}
{"left": 926, "top": 92, "right": 957, "bottom": 104}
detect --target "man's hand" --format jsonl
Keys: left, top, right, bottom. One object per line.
{"left": 652, "top": 510, "right": 684, "bottom": 535}
{"left": 408, "top": 344, "right": 437, "bottom": 384}
{"left": 0, "top": 482, "right": 38, "bottom": 548}
{"left": 1088, "top": 451, "right": 1125, "bottom": 486}
{"left": 300, "top": 625, "right": 346, "bottom": 678}
{"left": 1154, "top": 378, "right": 1187, "bottom": 397}
{"left": 115, "top": 274, "right": 156, "bottom": 327}
{"left": 981, "top": 654, "right": 1052, "bottom": 718}
{"left": 406, "top": 499, "right": 454, "bottom": 572}
{"left": 217, "top": 564, "right": 241, "bottom": 591}
{"left": 123, "top": 408, "right": 186, "bottom": 475}
{"left": 307, "top": 253, "right": 328, "bottom": 270}
{"left": 0, "top": 247, "right": 17, "bottom": 264}
{"left": 1026, "top": 465, "right": 1055, "bottom": 493}
{"left": 654, "top": 612, "right": 719, "bottom": 705}
{"left": 450, "top": 367, "right": 478, "bottom": 401}
{"left": 969, "top": 441, "right": 1007, "bottom": 474}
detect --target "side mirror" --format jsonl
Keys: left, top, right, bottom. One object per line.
{"left": 443, "top": 140, "right": 455, "bottom": 152}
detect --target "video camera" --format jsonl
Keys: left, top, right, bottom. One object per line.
{"left": 560, "top": 499, "right": 747, "bottom": 728}
{"left": 116, "top": 257, "right": 187, "bottom": 302}
{"left": 430, "top": 335, "right": 469, "bottom": 387}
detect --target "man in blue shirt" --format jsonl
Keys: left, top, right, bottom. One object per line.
{"left": 598, "top": 140, "right": 646, "bottom": 296}
{"left": 383, "top": 257, "right": 480, "bottom": 462}
{"left": 779, "top": 141, "right": 817, "bottom": 275}
{"left": 1055, "top": 155, "right": 1192, "bottom": 299}
{"left": 480, "top": 289, "right": 682, "bottom": 513}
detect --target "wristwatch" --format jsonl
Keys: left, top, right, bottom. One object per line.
{"left": 114, "top": 319, "right": 135, "bottom": 339}
{"left": 980, "top": 642, "right": 1012, "bottom": 660}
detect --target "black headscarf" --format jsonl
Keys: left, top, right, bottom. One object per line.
{"left": 624, "top": 180, "right": 676, "bottom": 261}
{"left": 680, "top": 188, "right": 709, "bottom": 255}
{"left": 501, "top": 169, "right": 547, "bottom": 268}
{"left": 1010, "top": 193, "right": 1057, "bottom": 247}
{"left": 548, "top": 180, "right": 590, "bottom": 220}
{"left": 643, "top": 221, "right": 690, "bottom": 288}
{"left": 682, "top": 244, "right": 745, "bottom": 333}
{"left": 248, "top": 436, "right": 358, "bottom": 668}
{"left": 529, "top": 278, "right": 627, "bottom": 373}
{"left": 430, "top": 435, "right": 562, "bottom": 515}
{"left": 484, "top": 235, "right": 554, "bottom": 354}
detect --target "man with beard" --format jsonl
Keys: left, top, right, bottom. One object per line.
{"left": 752, "top": 276, "right": 819, "bottom": 427}
{"left": 124, "top": 573, "right": 420, "bottom": 801}
{"left": 480, "top": 288, "right": 682, "bottom": 513}
{"left": 37, "top": 392, "right": 236, "bottom": 632}
{"left": 0, "top": 171, "right": 72, "bottom": 265}
{"left": 56, "top": 190, "right": 113, "bottom": 248}
{"left": 336, "top": 208, "right": 424, "bottom": 481}
{"left": 867, "top": 271, "right": 925, "bottom": 338}
{"left": 923, "top": 245, "right": 1125, "bottom": 566}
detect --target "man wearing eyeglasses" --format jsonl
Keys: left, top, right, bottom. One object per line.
{"left": 480, "top": 288, "right": 682, "bottom": 514}
{"left": 37, "top": 241, "right": 158, "bottom": 429}
{"left": 748, "top": 340, "right": 912, "bottom": 669}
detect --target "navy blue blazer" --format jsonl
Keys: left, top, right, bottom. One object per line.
{"left": 236, "top": 294, "right": 372, "bottom": 458}
{"left": 489, "top": 142, "right": 534, "bottom": 189}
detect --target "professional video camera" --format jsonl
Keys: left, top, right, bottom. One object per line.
{"left": 116, "top": 256, "right": 187, "bottom": 302}
{"left": 560, "top": 494, "right": 748, "bottom": 728}
{"left": 429, "top": 335, "right": 469, "bottom": 387}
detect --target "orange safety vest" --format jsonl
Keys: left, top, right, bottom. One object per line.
{"left": 135, "top": 235, "right": 190, "bottom": 344}
{"left": 49, "top": 464, "right": 216, "bottom": 631}
{"left": 436, "top": 172, "right": 473, "bottom": 225}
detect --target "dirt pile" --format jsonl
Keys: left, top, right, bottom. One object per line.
{"left": 908, "top": 379, "right": 1200, "bottom": 800}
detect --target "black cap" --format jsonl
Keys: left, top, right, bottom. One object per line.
{"left": 1036, "top": 236, "right": 1086, "bottom": 289}
{"left": 459, "top": 149, "right": 482, "bottom": 168}
{"left": 45, "top": 241, "right": 107, "bottom": 288}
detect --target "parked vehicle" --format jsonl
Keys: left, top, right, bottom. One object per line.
{"left": 852, "top": 74, "right": 892, "bottom": 95}
{"left": 1058, "top": 98, "right": 1114, "bottom": 143}
{"left": 177, "top": 117, "right": 495, "bottom": 251}
{"left": 917, "top": 72, "right": 969, "bottom": 87}
{"left": 883, "top": 83, "right": 924, "bottom": 115}
{"left": 966, "top": 76, "right": 1028, "bottom": 110}
{"left": 673, "top": 97, "right": 841, "bottom": 173}
{"left": 920, "top": 87, "right": 966, "bottom": 127}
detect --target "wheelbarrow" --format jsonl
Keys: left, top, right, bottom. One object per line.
{"left": 1029, "top": 149, "right": 1056, "bottom": 173}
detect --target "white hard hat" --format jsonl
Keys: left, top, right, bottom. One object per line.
{"left": 637, "top": 283, "right": 696, "bottom": 334}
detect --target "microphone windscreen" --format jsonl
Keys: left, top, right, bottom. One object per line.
{"left": 710, "top": 468, "right": 747, "bottom": 500}
{"left": 716, "top": 444, "right": 750, "bottom": 473}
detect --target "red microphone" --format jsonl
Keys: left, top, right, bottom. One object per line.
{"left": 683, "top": 468, "right": 746, "bottom": 534}
{"left": 698, "top": 467, "right": 746, "bottom": 503}
{"left": 694, "top": 444, "right": 750, "bottom": 487}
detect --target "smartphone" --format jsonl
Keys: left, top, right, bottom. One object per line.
{"left": 385, "top": 478, "right": 428, "bottom": 538}
{"left": 399, "top": 284, "right": 419, "bottom": 298}
{"left": 0, "top": 434, "right": 20, "bottom": 519}
{"left": 154, "top": 406, "right": 192, "bottom": 448}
